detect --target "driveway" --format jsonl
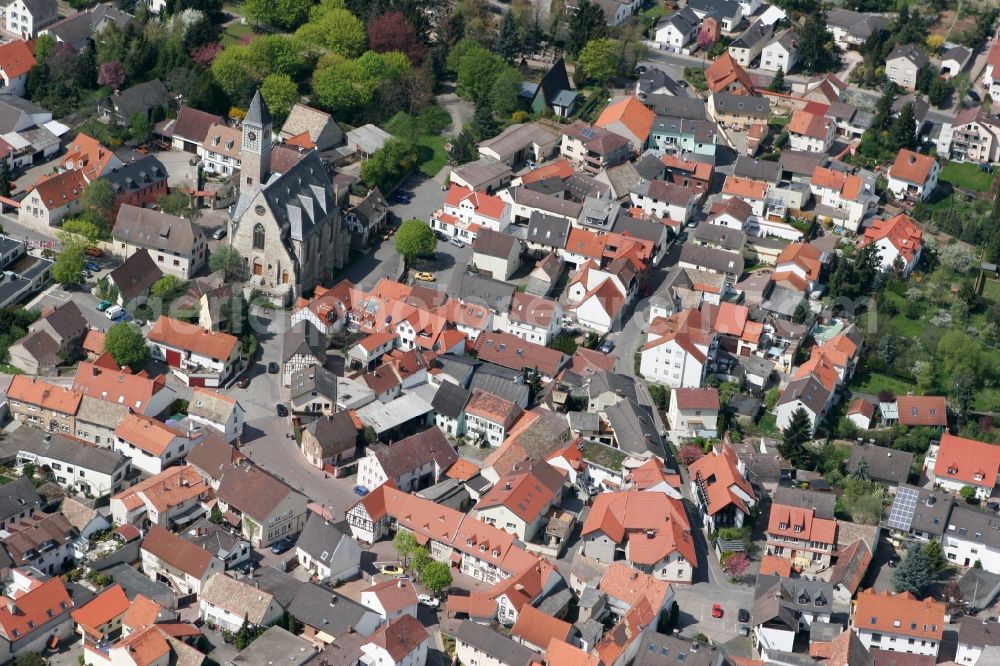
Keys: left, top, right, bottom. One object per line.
{"left": 435, "top": 87, "right": 475, "bottom": 138}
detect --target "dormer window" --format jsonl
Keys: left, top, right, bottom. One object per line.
{"left": 779, "top": 523, "right": 788, "bottom": 530}
{"left": 893, "top": 620, "right": 901, "bottom": 627}
{"left": 479, "top": 544, "right": 486, "bottom": 552}
{"left": 793, "top": 525, "right": 802, "bottom": 533}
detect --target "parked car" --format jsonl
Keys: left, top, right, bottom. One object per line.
{"left": 80, "top": 270, "right": 92, "bottom": 280}
{"left": 598, "top": 339, "right": 614, "bottom": 354}
{"left": 84, "top": 247, "right": 103, "bottom": 258}
{"left": 236, "top": 376, "right": 251, "bottom": 389}
{"left": 738, "top": 608, "right": 750, "bottom": 623}
{"left": 213, "top": 228, "right": 227, "bottom": 240}
{"left": 353, "top": 485, "right": 370, "bottom": 497}
{"left": 267, "top": 361, "right": 280, "bottom": 374}
{"left": 888, "top": 557, "right": 899, "bottom": 568}
{"left": 970, "top": 90, "right": 981, "bottom": 102}
{"left": 270, "top": 538, "right": 294, "bottom": 555}
{"left": 449, "top": 237, "right": 465, "bottom": 248}
{"left": 390, "top": 192, "right": 411, "bottom": 205}
{"left": 989, "top": 501, "right": 1000, "bottom": 513}
{"left": 96, "top": 300, "right": 112, "bottom": 312}
{"left": 418, "top": 594, "right": 440, "bottom": 608}
{"left": 711, "top": 604, "right": 724, "bottom": 618}
{"left": 380, "top": 564, "right": 404, "bottom": 576}
{"left": 678, "top": 80, "right": 689, "bottom": 88}
{"left": 233, "top": 560, "right": 257, "bottom": 575}
{"left": 634, "top": 65, "right": 647, "bottom": 75}
{"left": 106, "top": 305, "right": 126, "bottom": 321}
{"left": 738, "top": 623, "right": 749, "bottom": 637}
{"left": 85, "top": 261, "right": 100, "bottom": 272}
{"left": 414, "top": 272, "right": 436, "bottom": 282}
{"left": 276, "top": 403, "right": 288, "bottom": 417}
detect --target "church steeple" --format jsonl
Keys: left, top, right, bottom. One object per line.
{"left": 241, "top": 90, "right": 272, "bottom": 190}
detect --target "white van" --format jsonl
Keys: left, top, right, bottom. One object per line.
{"left": 105, "top": 305, "right": 125, "bottom": 320}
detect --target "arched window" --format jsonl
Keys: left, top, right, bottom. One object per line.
{"left": 252, "top": 223, "right": 265, "bottom": 250}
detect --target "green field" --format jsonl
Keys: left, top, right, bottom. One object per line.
{"left": 940, "top": 161, "right": 996, "bottom": 192}
{"left": 414, "top": 134, "right": 448, "bottom": 177}
{"left": 221, "top": 22, "right": 258, "bottom": 47}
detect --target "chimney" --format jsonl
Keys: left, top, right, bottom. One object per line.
{"left": 397, "top": 580, "right": 404, "bottom": 588}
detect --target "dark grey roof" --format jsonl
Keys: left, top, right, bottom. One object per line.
{"left": 565, "top": 173, "right": 610, "bottom": 201}
{"left": 713, "top": 92, "right": 770, "bottom": 120}
{"left": 432, "top": 354, "right": 480, "bottom": 387}
{"left": 753, "top": 574, "right": 832, "bottom": 625}
{"left": 733, "top": 157, "right": 781, "bottom": 183}
{"left": 229, "top": 626, "right": 314, "bottom": 665}
{"left": 114, "top": 205, "right": 205, "bottom": 256}
{"left": 654, "top": 7, "right": 700, "bottom": 38}
{"left": 370, "top": 427, "right": 457, "bottom": 478}
{"left": 290, "top": 365, "right": 338, "bottom": 402}
{"left": 959, "top": 568, "right": 1000, "bottom": 612}
{"left": 182, "top": 518, "right": 247, "bottom": 558}
{"left": 887, "top": 484, "right": 954, "bottom": 537}
{"left": 605, "top": 399, "right": 663, "bottom": 457}
{"left": 109, "top": 80, "right": 169, "bottom": 118}
{"left": 473, "top": 229, "right": 519, "bottom": 259}
{"left": 45, "top": 3, "right": 136, "bottom": 49}
{"left": 109, "top": 249, "right": 162, "bottom": 303}
{"left": 846, "top": 443, "right": 913, "bottom": 486}
{"left": 942, "top": 45, "right": 971, "bottom": 63}
{"left": 252, "top": 565, "right": 306, "bottom": 608}
{"left": 775, "top": 375, "right": 831, "bottom": 416}
{"left": 509, "top": 187, "right": 583, "bottom": 219}
{"left": 779, "top": 149, "right": 828, "bottom": 176}
{"left": 679, "top": 243, "right": 744, "bottom": 276}
{"left": 959, "top": 614, "right": 1000, "bottom": 648}
{"left": 649, "top": 97, "right": 709, "bottom": 121}
{"left": 731, "top": 20, "right": 774, "bottom": 50}
{"left": 578, "top": 197, "right": 624, "bottom": 230}
{"left": 0, "top": 477, "right": 42, "bottom": 524}
{"left": 636, "top": 67, "right": 685, "bottom": 97}
{"left": 289, "top": 583, "right": 374, "bottom": 637}
{"left": 295, "top": 513, "right": 354, "bottom": 563}
{"left": 452, "top": 621, "right": 536, "bottom": 666}
{"left": 104, "top": 564, "right": 177, "bottom": 609}
{"left": 457, "top": 273, "right": 516, "bottom": 314}
{"left": 0, "top": 97, "right": 47, "bottom": 134}
{"left": 632, "top": 632, "right": 725, "bottom": 666}
{"left": 826, "top": 9, "right": 889, "bottom": 38}
{"left": 692, "top": 223, "right": 746, "bottom": 252}
{"left": 431, "top": 380, "right": 472, "bottom": 419}
{"left": 634, "top": 152, "right": 667, "bottom": 180}
{"left": 36, "top": 301, "right": 86, "bottom": 341}
{"left": 587, "top": 371, "right": 637, "bottom": 403}
{"left": 527, "top": 212, "right": 571, "bottom": 249}
{"left": 612, "top": 216, "right": 666, "bottom": 244}
{"left": 687, "top": 0, "right": 741, "bottom": 18}
{"left": 772, "top": 486, "right": 836, "bottom": 519}
{"left": 469, "top": 365, "right": 530, "bottom": 407}
{"left": 3, "top": 429, "right": 127, "bottom": 475}
{"left": 568, "top": 411, "right": 600, "bottom": 432}
{"left": 105, "top": 157, "right": 168, "bottom": 195}
{"left": 245, "top": 89, "right": 272, "bottom": 128}
{"left": 761, "top": 286, "right": 804, "bottom": 318}
{"left": 947, "top": 505, "right": 1000, "bottom": 550}
{"left": 302, "top": 412, "right": 358, "bottom": 458}
{"left": 887, "top": 44, "right": 930, "bottom": 68}
{"left": 283, "top": 320, "right": 327, "bottom": 364}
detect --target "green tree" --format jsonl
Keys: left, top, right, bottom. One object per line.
{"left": 260, "top": 73, "right": 299, "bottom": 124}
{"left": 129, "top": 112, "right": 151, "bottom": 144}
{"left": 578, "top": 38, "right": 622, "bottom": 85}
{"left": 959, "top": 485, "right": 978, "bottom": 503}
{"left": 242, "top": 0, "right": 276, "bottom": 27}
{"left": 872, "top": 82, "right": 896, "bottom": 132}
{"left": 82, "top": 179, "right": 115, "bottom": 222}
{"left": 780, "top": 407, "right": 814, "bottom": 469}
{"left": 293, "top": 6, "right": 367, "bottom": 58}
{"left": 0, "top": 158, "right": 11, "bottom": 198}
{"left": 393, "top": 530, "right": 417, "bottom": 564}
{"left": 104, "top": 322, "right": 150, "bottom": 370}
{"left": 951, "top": 372, "right": 976, "bottom": 418}
{"left": 769, "top": 67, "right": 786, "bottom": 92}
{"left": 411, "top": 546, "right": 432, "bottom": 575}
{"left": 209, "top": 246, "right": 244, "bottom": 282}
{"left": 150, "top": 275, "right": 189, "bottom": 306}
{"left": 421, "top": 560, "right": 453, "bottom": 596}
{"left": 892, "top": 544, "right": 933, "bottom": 596}
{"left": 456, "top": 45, "right": 507, "bottom": 103}
{"left": 15, "top": 653, "right": 46, "bottom": 666}
{"left": 798, "top": 10, "right": 836, "bottom": 73}
{"left": 890, "top": 103, "right": 917, "bottom": 150}
{"left": 566, "top": 0, "right": 608, "bottom": 57}
{"left": 490, "top": 67, "right": 522, "bottom": 119}
{"left": 494, "top": 11, "right": 521, "bottom": 63}
{"left": 394, "top": 219, "right": 436, "bottom": 261}
{"left": 922, "top": 539, "right": 945, "bottom": 572}
{"left": 469, "top": 100, "right": 499, "bottom": 141}
{"left": 52, "top": 248, "right": 85, "bottom": 285}
{"left": 209, "top": 503, "right": 224, "bottom": 524}
{"left": 361, "top": 138, "right": 417, "bottom": 191}
{"left": 447, "top": 128, "right": 478, "bottom": 165}
{"left": 60, "top": 219, "right": 102, "bottom": 245}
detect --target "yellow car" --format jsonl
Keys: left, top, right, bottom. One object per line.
{"left": 414, "top": 272, "right": 436, "bottom": 282}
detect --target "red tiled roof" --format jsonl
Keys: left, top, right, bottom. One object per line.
{"left": 7, "top": 375, "right": 81, "bottom": 414}
{"left": 31, "top": 169, "right": 87, "bottom": 210}
{"left": 934, "top": 432, "right": 1000, "bottom": 489}
{"left": 897, "top": 395, "right": 947, "bottom": 427}
{"left": 758, "top": 554, "right": 793, "bottom": 577}
{"left": 73, "top": 360, "right": 166, "bottom": 413}
{"left": 0, "top": 578, "right": 72, "bottom": 642}
{"left": 61, "top": 133, "right": 116, "bottom": 180}
{"left": 705, "top": 53, "right": 754, "bottom": 94}
{"left": 598, "top": 561, "right": 672, "bottom": 611}
{"left": 776, "top": 242, "right": 822, "bottom": 280}
{"left": 141, "top": 525, "right": 216, "bottom": 578}
{"left": 767, "top": 504, "right": 837, "bottom": 545}
{"left": 444, "top": 184, "right": 507, "bottom": 220}
{"left": 861, "top": 213, "right": 923, "bottom": 262}
{"left": 673, "top": 387, "right": 720, "bottom": 411}
{"left": 595, "top": 96, "right": 655, "bottom": 143}
{"left": 476, "top": 461, "right": 565, "bottom": 522}
{"left": 722, "top": 175, "right": 768, "bottom": 200}
{"left": 581, "top": 491, "right": 695, "bottom": 566}
{"left": 148, "top": 316, "right": 239, "bottom": 360}
{"left": 364, "top": 578, "right": 418, "bottom": 615}
{"left": 511, "top": 604, "right": 572, "bottom": 648}
{"left": 687, "top": 443, "right": 755, "bottom": 517}
{"left": 889, "top": 149, "right": 937, "bottom": 185}
{"left": 466, "top": 389, "right": 522, "bottom": 428}
{"left": 71, "top": 584, "right": 129, "bottom": 639}
{"left": 789, "top": 109, "right": 832, "bottom": 139}
{"left": 0, "top": 40, "right": 35, "bottom": 79}
{"left": 854, "top": 589, "right": 944, "bottom": 641}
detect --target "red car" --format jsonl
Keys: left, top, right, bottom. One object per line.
{"left": 236, "top": 376, "right": 251, "bottom": 388}
{"left": 711, "top": 604, "right": 724, "bottom": 619}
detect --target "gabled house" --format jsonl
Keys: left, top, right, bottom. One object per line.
{"left": 668, "top": 388, "right": 720, "bottom": 440}
{"left": 704, "top": 52, "right": 755, "bottom": 95}
{"left": 652, "top": 7, "right": 700, "bottom": 52}
{"left": 98, "top": 79, "right": 169, "bottom": 125}
{"left": 281, "top": 320, "right": 327, "bottom": 387}
{"left": 827, "top": 9, "right": 888, "bottom": 48}
{"left": 140, "top": 525, "right": 223, "bottom": 596}
{"left": 356, "top": 427, "right": 457, "bottom": 493}
{"left": 299, "top": 411, "right": 358, "bottom": 474}
{"left": 343, "top": 188, "right": 389, "bottom": 244}
{"left": 505, "top": 292, "right": 562, "bottom": 345}
{"left": 214, "top": 461, "right": 309, "bottom": 547}
{"left": 472, "top": 229, "right": 522, "bottom": 281}
{"left": 164, "top": 105, "right": 222, "bottom": 153}
{"left": 809, "top": 165, "right": 878, "bottom": 232}
{"left": 187, "top": 387, "right": 245, "bottom": 443}
{"left": 475, "top": 460, "right": 565, "bottom": 541}
{"left": 361, "top": 577, "right": 418, "bottom": 621}
{"left": 851, "top": 589, "right": 944, "bottom": 658}
{"left": 581, "top": 491, "right": 695, "bottom": 582}
{"left": 361, "top": 614, "right": 429, "bottom": 666}
{"left": 944, "top": 105, "right": 1000, "bottom": 163}
{"left": 595, "top": 96, "right": 655, "bottom": 150}
{"left": 198, "top": 573, "right": 284, "bottom": 632}
{"left": 765, "top": 500, "right": 838, "bottom": 570}
{"left": 956, "top": 615, "right": 1000, "bottom": 665}
{"left": 0, "top": 577, "right": 74, "bottom": 664}
{"left": 942, "top": 504, "right": 1000, "bottom": 572}
{"left": 279, "top": 102, "right": 344, "bottom": 151}
{"left": 525, "top": 58, "right": 577, "bottom": 118}
{"left": 688, "top": 443, "right": 756, "bottom": 532}
{"left": 4, "top": 0, "right": 57, "bottom": 39}
{"left": 113, "top": 413, "right": 199, "bottom": 475}
{"left": 728, "top": 20, "right": 774, "bottom": 67}
{"left": 0, "top": 40, "right": 34, "bottom": 97}
{"left": 888, "top": 149, "right": 940, "bottom": 202}
{"left": 927, "top": 432, "right": 1000, "bottom": 500}
{"left": 687, "top": 0, "right": 743, "bottom": 32}
{"left": 294, "top": 512, "right": 361, "bottom": 584}
{"left": 753, "top": 575, "right": 833, "bottom": 658}
{"left": 886, "top": 44, "right": 930, "bottom": 90}
{"left": 147, "top": 315, "right": 242, "bottom": 388}
{"left": 640, "top": 308, "right": 716, "bottom": 388}
{"left": 847, "top": 442, "right": 913, "bottom": 487}
{"left": 859, "top": 212, "right": 923, "bottom": 276}
{"left": 112, "top": 205, "right": 208, "bottom": 280}
{"left": 18, "top": 168, "right": 87, "bottom": 228}
{"left": 110, "top": 465, "right": 209, "bottom": 528}
{"left": 628, "top": 179, "right": 696, "bottom": 223}
{"left": 774, "top": 242, "right": 823, "bottom": 292}
{"left": 433, "top": 185, "right": 512, "bottom": 243}
{"left": 478, "top": 123, "right": 559, "bottom": 169}
{"left": 789, "top": 109, "right": 835, "bottom": 153}
{"left": 761, "top": 30, "right": 799, "bottom": 72}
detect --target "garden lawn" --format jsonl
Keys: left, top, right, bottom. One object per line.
{"left": 940, "top": 161, "right": 996, "bottom": 192}
{"left": 221, "top": 22, "right": 258, "bottom": 47}
{"left": 851, "top": 371, "right": 916, "bottom": 397}
{"left": 414, "top": 134, "right": 447, "bottom": 177}
{"left": 984, "top": 278, "right": 1000, "bottom": 303}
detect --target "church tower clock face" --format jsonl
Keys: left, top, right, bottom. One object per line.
{"left": 248, "top": 132, "right": 257, "bottom": 142}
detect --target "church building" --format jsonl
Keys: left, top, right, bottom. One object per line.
{"left": 228, "top": 91, "right": 349, "bottom": 304}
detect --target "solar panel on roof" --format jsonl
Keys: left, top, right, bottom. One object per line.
{"left": 580, "top": 128, "right": 595, "bottom": 139}
{"left": 887, "top": 485, "right": 919, "bottom": 531}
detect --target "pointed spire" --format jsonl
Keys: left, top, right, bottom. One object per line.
{"left": 246, "top": 90, "right": 271, "bottom": 128}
